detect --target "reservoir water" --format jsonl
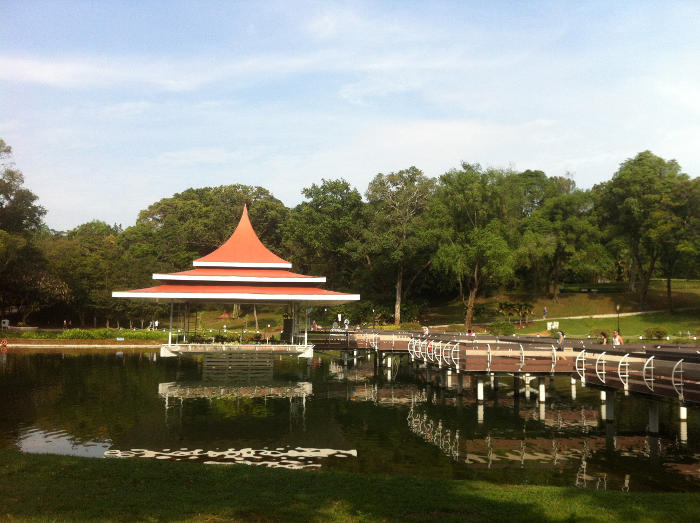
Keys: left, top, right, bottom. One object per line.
{"left": 1, "top": 349, "right": 698, "bottom": 492}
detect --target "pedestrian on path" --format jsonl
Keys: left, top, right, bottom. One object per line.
{"left": 557, "top": 331, "right": 565, "bottom": 351}
{"left": 613, "top": 330, "right": 624, "bottom": 346}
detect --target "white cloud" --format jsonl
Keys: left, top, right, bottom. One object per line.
{"left": 156, "top": 147, "right": 244, "bottom": 167}
{"left": 0, "top": 119, "right": 21, "bottom": 133}
{"left": 100, "top": 101, "right": 154, "bottom": 119}
{"left": 0, "top": 56, "right": 202, "bottom": 91}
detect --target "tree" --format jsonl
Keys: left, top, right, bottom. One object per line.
{"left": 648, "top": 176, "right": 700, "bottom": 310}
{"left": 282, "top": 179, "right": 365, "bottom": 289}
{"left": 360, "top": 167, "right": 436, "bottom": 324}
{"left": 524, "top": 189, "right": 601, "bottom": 301}
{"left": 430, "top": 164, "right": 515, "bottom": 328}
{"left": 44, "top": 221, "right": 123, "bottom": 326}
{"left": 0, "top": 139, "right": 45, "bottom": 234}
{"left": 594, "top": 151, "right": 688, "bottom": 308}
{"left": 0, "top": 139, "right": 55, "bottom": 323}
{"left": 129, "top": 184, "right": 288, "bottom": 271}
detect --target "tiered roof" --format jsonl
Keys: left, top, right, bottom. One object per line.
{"left": 112, "top": 205, "right": 360, "bottom": 305}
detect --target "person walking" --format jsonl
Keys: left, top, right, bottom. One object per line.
{"left": 557, "top": 331, "right": 565, "bottom": 351}
{"left": 613, "top": 330, "right": 624, "bottom": 346}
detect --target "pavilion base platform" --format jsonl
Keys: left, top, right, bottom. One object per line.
{"left": 160, "top": 343, "right": 314, "bottom": 358}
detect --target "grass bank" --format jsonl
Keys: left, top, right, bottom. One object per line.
{"left": 517, "top": 310, "right": 700, "bottom": 339}
{"left": 1, "top": 450, "right": 699, "bottom": 522}
{"left": 422, "top": 279, "right": 700, "bottom": 327}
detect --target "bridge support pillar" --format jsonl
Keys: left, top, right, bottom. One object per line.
{"left": 477, "top": 378, "right": 484, "bottom": 403}
{"left": 477, "top": 404, "right": 484, "bottom": 424}
{"left": 525, "top": 374, "right": 531, "bottom": 400}
{"left": 493, "top": 375, "right": 499, "bottom": 391}
{"left": 447, "top": 369, "right": 453, "bottom": 388}
{"left": 603, "top": 390, "right": 614, "bottom": 421}
{"left": 457, "top": 373, "right": 463, "bottom": 395}
{"left": 538, "top": 377, "right": 546, "bottom": 421}
{"left": 513, "top": 375, "right": 519, "bottom": 397}
{"left": 490, "top": 374, "right": 494, "bottom": 389}
{"left": 680, "top": 405, "right": 688, "bottom": 445}
{"left": 570, "top": 376, "right": 577, "bottom": 400}
{"left": 648, "top": 403, "right": 660, "bottom": 434}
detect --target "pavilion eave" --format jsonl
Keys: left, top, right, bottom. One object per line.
{"left": 111, "top": 291, "right": 360, "bottom": 306}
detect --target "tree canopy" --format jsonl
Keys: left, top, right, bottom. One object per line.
{"left": 1, "top": 136, "right": 697, "bottom": 327}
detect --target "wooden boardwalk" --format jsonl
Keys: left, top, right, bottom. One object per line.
{"left": 322, "top": 331, "right": 700, "bottom": 403}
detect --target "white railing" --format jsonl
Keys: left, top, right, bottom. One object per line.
{"left": 643, "top": 356, "right": 655, "bottom": 391}
{"left": 672, "top": 359, "right": 684, "bottom": 401}
{"left": 617, "top": 354, "right": 630, "bottom": 390}
{"left": 595, "top": 352, "right": 607, "bottom": 383}
{"left": 575, "top": 350, "right": 586, "bottom": 380}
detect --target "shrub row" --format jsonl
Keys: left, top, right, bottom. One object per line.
{"left": 487, "top": 321, "right": 515, "bottom": 336}
{"left": 55, "top": 328, "right": 169, "bottom": 340}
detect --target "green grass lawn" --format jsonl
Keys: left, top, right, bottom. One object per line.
{"left": 517, "top": 310, "right": 700, "bottom": 339}
{"left": 1, "top": 450, "right": 699, "bottom": 522}
{"left": 193, "top": 307, "right": 283, "bottom": 332}
{"left": 422, "top": 279, "right": 700, "bottom": 330}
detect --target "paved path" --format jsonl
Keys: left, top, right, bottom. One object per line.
{"left": 545, "top": 306, "right": 698, "bottom": 321}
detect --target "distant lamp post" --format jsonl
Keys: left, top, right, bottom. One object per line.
{"left": 372, "top": 308, "right": 376, "bottom": 330}
{"left": 616, "top": 304, "right": 620, "bottom": 333}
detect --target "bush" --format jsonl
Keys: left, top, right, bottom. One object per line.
{"left": 187, "top": 334, "right": 213, "bottom": 344}
{"left": 20, "top": 331, "right": 60, "bottom": 339}
{"left": 56, "top": 328, "right": 168, "bottom": 341}
{"left": 374, "top": 322, "right": 421, "bottom": 331}
{"left": 213, "top": 333, "right": 239, "bottom": 343}
{"left": 488, "top": 321, "right": 515, "bottom": 336}
{"left": 644, "top": 327, "right": 668, "bottom": 340}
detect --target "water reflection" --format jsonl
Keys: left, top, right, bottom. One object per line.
{"left": 19, "top": 427, "right": 110, "bottom": 458}
{"left": 0, "top": 349, "right": 698, "bottom": 490}
{"left": 105, "top": 446, "right": 357, "bottom": 469}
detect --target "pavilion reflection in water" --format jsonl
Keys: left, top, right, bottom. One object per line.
{"left": 110, "top": 354, "right": 359, "bottom": 469}
{"left": 158, "top": 353, "right": 312, "bottom": 420}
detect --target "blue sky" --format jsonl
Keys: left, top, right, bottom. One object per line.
{"left": 2, "top": 1, "right": 699, "bottom": 230}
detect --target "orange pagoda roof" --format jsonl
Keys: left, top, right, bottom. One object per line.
{"left": 112, "top": 205, "right": 360, "bottom": 305}
{"left": 193, "top": 205, "right": 291, "bottom": 268}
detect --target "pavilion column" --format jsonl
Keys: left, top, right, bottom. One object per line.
{"left": 183, "top": 302, "right": 188, "bottom": 343}
{"left": 293, "top": 302, "right": 299, "bottom": 344}
{"left": 168, "top": 302, "right": 173, "bottom": 345}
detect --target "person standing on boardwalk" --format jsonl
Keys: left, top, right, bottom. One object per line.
{"left": 613, "top": 330, "right": 624, "bottom": 346}
{"left": 600, "top": 332, "right": 608, "bottom": 344}
{"left": 543, "top": 306, "right": 548, "bottom": 319}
